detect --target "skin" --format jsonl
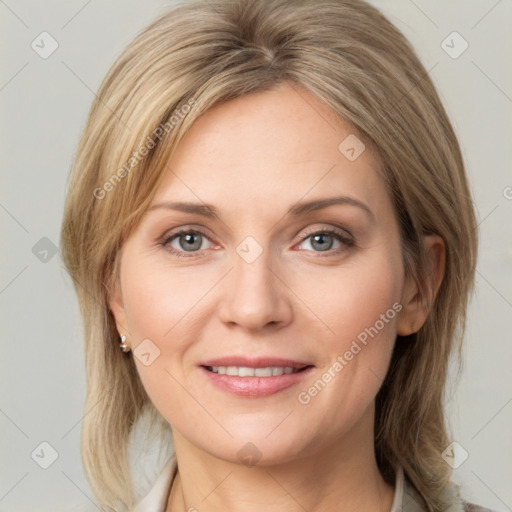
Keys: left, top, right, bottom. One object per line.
{"left": 109, "top": 82, "right": 445, "bottom": 512}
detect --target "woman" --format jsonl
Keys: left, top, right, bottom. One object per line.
{"left": 60, "top": 0, "right": 491, "bottom": 511}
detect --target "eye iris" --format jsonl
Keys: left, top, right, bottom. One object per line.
{"left": 311, "top": 233, "right": 333, "bottom": 251}
{"left": 180, "top": 232, "right": 202, "bottom": 251}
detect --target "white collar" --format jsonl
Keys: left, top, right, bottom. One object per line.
{"left": 133, "top": 456, "right": 176, "bottom": 512}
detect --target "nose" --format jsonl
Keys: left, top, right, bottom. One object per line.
{"left": 217, "top": 245, "right": 294, "bottom": 332}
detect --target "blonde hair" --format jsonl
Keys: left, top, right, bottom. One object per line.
{"left": 60, "top": 0, "right": 478, "bottom": 510}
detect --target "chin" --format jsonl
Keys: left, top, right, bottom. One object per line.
{"left": 206, "top": 424, "right": 316, "bottom": 467}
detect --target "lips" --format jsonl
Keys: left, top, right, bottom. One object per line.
{"left": 200, "top": 357, "right": 314, "bottom": 397}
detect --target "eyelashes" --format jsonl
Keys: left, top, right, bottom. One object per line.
{"left": 159, "top": 229, "right": 213, "bottom": 258}
{"left": 158, "top": 226, "right": 355, "bottom": 259}
{"left": 298, "top": 227, "right": 355, "bottom": 254}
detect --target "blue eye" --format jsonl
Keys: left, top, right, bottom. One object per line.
{"left": 298, "top": 230, "right": 354, "bottom": 254}
{"left": 161, "top": 230, "right": 213, "bottom": 257}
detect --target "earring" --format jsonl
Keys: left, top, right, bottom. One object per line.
{"left": 119, "top": 334, "right": 131, "bottom": 353}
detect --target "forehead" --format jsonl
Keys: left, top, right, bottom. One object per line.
{"left": 151, "top": 83, "right": 388, "bottom": 215}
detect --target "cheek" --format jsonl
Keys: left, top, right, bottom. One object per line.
{"left": 337, "top": 263, "right": 402, "bottom": 347}
{"left": 119, "top": 253, "right": 221, "bottom": 420}
{"left": 337, "top": 252, "right": 402, "bottom": 370}
{"left": 121, "top": 255, "right": 212, "bottom": 341}
{"left": 293, "top": 247, "right": 403, "bottom": 422}
{"left": 297, "top": 246, "right": 403, "bottom": 351}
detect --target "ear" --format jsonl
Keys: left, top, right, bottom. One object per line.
{"left": 397, "top": 235, "right": 445, "bottom": 336}
{"left": 108, "top": 274, "right": 129, "bottom": 337}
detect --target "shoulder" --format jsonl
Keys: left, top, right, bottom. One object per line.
{"left": 464, "top": 503, "right": 496, "bottom": 512}
{"left": 403, "top": 472, "right": 496, "bottom": 512}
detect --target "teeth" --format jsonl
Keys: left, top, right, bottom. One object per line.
{"left": 209, "top": 366, "right": 300, "bottom": 377}
{"left": 238, "top": 367, "right": 255, "bottom": 377}
{"left": 255, "top": 367, "right": 272, "bottom": 377}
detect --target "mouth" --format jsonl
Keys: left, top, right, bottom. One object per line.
{"left": 199, "top": 357, "right": 314, "bottom": 397}
{"left": 203, "top": 365, "right": 310, "bottom": 377}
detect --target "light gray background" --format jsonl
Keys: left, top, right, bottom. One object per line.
{"left": 1, "top": 1, "right": 511, "bottom": 510}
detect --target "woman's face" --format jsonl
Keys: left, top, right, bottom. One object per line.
{"left": 110, "top": 82, "right": 419, "bottom": 465}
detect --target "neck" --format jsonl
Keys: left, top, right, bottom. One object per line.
{"left": 167, "top": 411, "right": 394, "bottom": 512}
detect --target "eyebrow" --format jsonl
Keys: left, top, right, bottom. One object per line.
{"left": 146, "top": 196, "right": 374, "bottom": 220}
